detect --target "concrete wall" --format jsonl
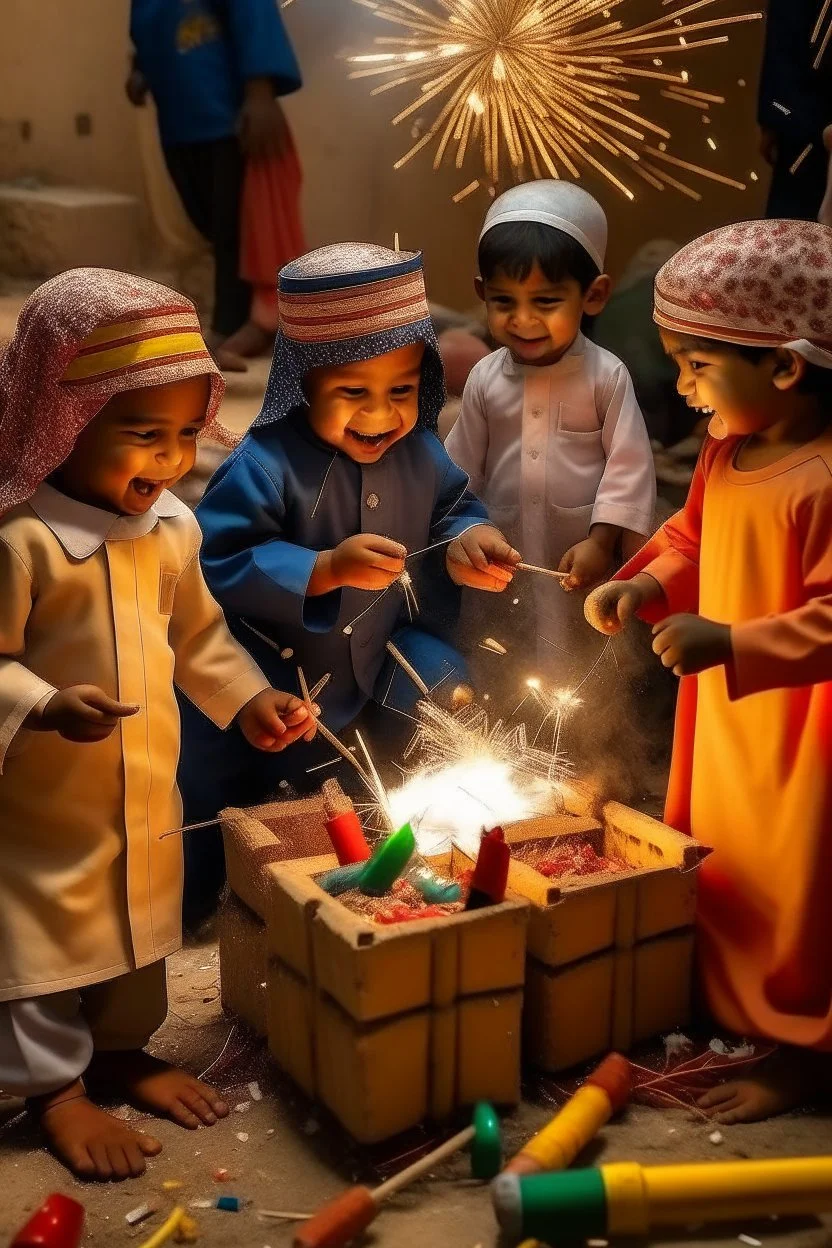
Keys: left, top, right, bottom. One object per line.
{"left": 0, "top": 0, "right": 769, "bottom": 306}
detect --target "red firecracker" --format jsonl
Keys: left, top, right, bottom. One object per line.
{"left": 11, "top": 1194, "right": 85, "bottom": 1248}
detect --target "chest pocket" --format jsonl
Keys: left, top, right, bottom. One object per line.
{"left": 557, "top": 401, "right": 602, "bottom": 436}
{"left": 159, "top": 569, "right": 178, "bottom": 616}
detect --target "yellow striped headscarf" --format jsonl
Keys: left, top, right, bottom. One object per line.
{"left": 63, "top": 309, "right": 212, "bottom": 383}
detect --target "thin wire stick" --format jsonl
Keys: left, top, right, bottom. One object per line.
{"left": 356, "top": 730, "right": 395, "bottom": 828}
{"left": 257, "top": 1210, "right": 313, "bottom": 1222}
{"left": 386, "top": 639, "right": 431, "bottom": 698}
{"left": 517, "top": 561, "right": 568, "bottom": 581}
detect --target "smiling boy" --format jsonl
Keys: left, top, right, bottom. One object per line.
{"left": 177, "top": 244, "right": 518, "bottom": 918}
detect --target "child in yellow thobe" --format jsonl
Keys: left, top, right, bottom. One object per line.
{"left": 588, "top": 220, "right": 832, "bottom": 1123}
{"left": 0, "top": 269, "right": 313, "bottom": 1180}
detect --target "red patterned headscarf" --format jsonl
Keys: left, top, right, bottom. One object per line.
{"left": 654, "top": 219, "right": 832, "bottom": 369}
{"left": 0, "top": 268, "right": 225, "bottom": 517}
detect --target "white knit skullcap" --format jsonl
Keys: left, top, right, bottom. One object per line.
{"left": 479, "top": 181, "right": 607, "bottom": 271}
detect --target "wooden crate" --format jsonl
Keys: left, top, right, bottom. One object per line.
{"left": 500, "top": 799, "right": 709, "bottom": 1073}
{"left": 220, "top": 797, "right": 529, "bottom": 1144}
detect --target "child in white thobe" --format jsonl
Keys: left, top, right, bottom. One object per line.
{"left": 446, "top": 181, "right": 655, "bottom": 683}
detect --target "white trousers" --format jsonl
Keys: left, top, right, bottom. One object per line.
{"left": 0, "top": 961, "right": 168, "bottom": 1098}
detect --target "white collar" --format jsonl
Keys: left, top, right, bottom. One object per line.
{"left": 501, "top": 332, "right": 586, "bottom": 379}
{"left": 30, "top": 482, "right": 189, "bottom": 559}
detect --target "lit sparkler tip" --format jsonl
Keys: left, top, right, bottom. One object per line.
{"left": 526, "top": 677, "right": 542, "bottom": 690}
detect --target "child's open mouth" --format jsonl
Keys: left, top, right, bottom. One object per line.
{"left": 346, "top": 428, "right": 396, "bottom": 449}
{"left": 131, "top": 477, "right": 169, "bottom": 498}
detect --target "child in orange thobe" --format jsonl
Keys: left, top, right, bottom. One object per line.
{"left": 586, "top": 219, "right": 832, "bottom": 1122}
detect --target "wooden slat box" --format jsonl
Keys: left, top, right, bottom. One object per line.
{"left": 497, "top": 800, "right": 708, "bottom": 1073}
{"left": 219, "top": 798, "right": 529, "bottom": 1144}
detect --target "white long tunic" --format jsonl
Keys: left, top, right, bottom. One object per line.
{"left": 445, "top": 334, "right": 656, "bottom": 570}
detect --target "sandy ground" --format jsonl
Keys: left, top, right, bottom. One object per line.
{"left": 1, "top": 284, "right": 831, "bottom": 1246}
{"left": 1, "top": 938, "right": 831, "bottom": 1246}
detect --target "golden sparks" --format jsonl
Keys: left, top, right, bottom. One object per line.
{"left": 349, "top": 0, "right": 761, "bottom": 200}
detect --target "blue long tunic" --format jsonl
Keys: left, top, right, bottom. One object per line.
{"left": 195, "top": 409, "right": 488, "bottom": 729}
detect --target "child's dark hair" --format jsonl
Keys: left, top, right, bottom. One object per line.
{"left": 478, "top": 221, "right": 601, "bottom": 291}
{"left": 687, "top": 335, "right": 832, "bottom": 402}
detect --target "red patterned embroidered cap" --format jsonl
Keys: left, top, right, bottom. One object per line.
{"left": 654, "top": 219, "right": 832, "bottom": 367}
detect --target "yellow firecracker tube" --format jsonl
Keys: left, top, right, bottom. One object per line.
{"left": 492, "top": 1157, "right": 832, "bottom": 1241}
{"left": 505, "top": 1053, "right": 632, "bottom": 1176}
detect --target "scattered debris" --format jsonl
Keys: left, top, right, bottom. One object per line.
{"left": 709, "top": 1038, "right": 756, "bottom": 1060}
{"left": 709, "top": 1130, "right": 724, "bottom": 1145}
{"left": 248, "top": 1081, "right": 263, "bottom": 1101}
{"left": 664, "top": 1032, "right": 694, "bottom": 1061}
{"left": 234, "top": 1101, "right": 251, "bottom": 1113}
{"left": 212, "top": 1168, "right": 231, "bottom": 1182}
{"left": 280, "top": 648, "right": 294, "bottom": 660}
{"left": 479, "top": 637, "right": 507, "bottom": 655}
{"left": 739, "top": 1237, "right": 763, "bottom": 1247}
{"left": 265, "top": 1128, "right": 275, "bottom": 1137}
{"left": 189, "top": 1200, "right": 212, "bottom": 1210}
{"left": 216, "top": 1196, "right": 245, "bottom": 1212}
{"left": 126, "top": 1202, "right": 157, "bottom": 1226}
{"left": 162, "top": 1181, "right": 183, "bottom": 1192}
{"left": 258, "top": 1209, "right": 313, "bottom": 1222}
{"left": 236, "top": 1132, "right": 250, "bottom": 1143}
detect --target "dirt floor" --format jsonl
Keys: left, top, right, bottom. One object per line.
{"left": 1, "top": 937, "right": 831, "bottom": 1247}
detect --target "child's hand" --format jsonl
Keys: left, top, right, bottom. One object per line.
{"left": 446, "top": 526, "right": 520, "bottom": 592}
{"left": 330, "top": 534, "right": 407, "bottom": 591}
{"left": 238, "top": 81, "right": 289, "bottom": 160}
{"left": 559, "top": 536, "right": 614, "bottom": 592}
{"left": 652, "top": 614, "right": 732, "bottom": 677}
{"left": 27, "top": 685, "right": 140, "bottom": 743}
{"left": 584, "top": 575, "right": 659, "bottom": 635}
{"left": 236, "top": 690, "right": 319, "bottom": 752}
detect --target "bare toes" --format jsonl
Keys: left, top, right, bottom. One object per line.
{"left": 138, "top": 1131, "right": 163, "bottom": 1156}
{"left": 697, "top": 1084, "right": 734, "bottom": 1109}
{"left": 180, "top": 1089, "right": 217, "bottom": 1125}
{"left": 89, "top": 1142, "right": 114, "bottom": 1180}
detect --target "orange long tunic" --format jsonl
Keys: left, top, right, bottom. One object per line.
{"left": 621, "top": 432, "right": 832, "bottom": 1050}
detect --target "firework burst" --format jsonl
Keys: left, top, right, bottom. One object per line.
{"left": 350, "top": 0, "right": 761, "bottom": 199}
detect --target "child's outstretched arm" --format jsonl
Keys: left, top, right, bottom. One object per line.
{"left": 197, "top": 448, "right": 345, "bottom": 635}
{"left": 585, "top": 439, "right": 719, "bottom": 674}
{"left": 720, "top": 486, "right": 832, "bottom": 699}
{"left": 170, "top": 516, "right": 316, "bottom": 746}
{"left": 444, "top": 366, "right": 489, "bottom": 495}
{"left": 424, "top": 436, "right": 520, "bottom": 592}
{"left": 0, "top": 539, "right": 139, "bottom": 769}
{"left": 560, "top": 362, "right": 656, "bottom": 590}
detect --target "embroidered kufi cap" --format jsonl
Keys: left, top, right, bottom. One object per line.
{"left": 0, "top": 268, "right": 224, "bottom": 516}
{"left": 253, "top": 243, "right": 445, "bottom": 434}
{"left": 654, "top": 219, "right": 832, "bottom": 369}
{"left": 479, "top": 180, "right": 607, "bottom": 271}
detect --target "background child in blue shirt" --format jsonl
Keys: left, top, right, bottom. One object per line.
{"left": 128, "top": 0, "right": 302, "bottom": 362}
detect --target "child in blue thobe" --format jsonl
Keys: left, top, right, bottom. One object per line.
{"left": 179, "top": 243, "right": 518, "bottom": 921}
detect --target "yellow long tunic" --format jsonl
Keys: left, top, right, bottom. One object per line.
{"left": 622, "top": 433, "right": 832, "bottom": 1050}
{"left": 0, "top": 484, "right": 268, "bottom": 1002}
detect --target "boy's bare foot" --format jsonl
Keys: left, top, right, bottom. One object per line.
{"left": 697, "top": 1049, "right": 818, "bottom": 1124}
{"left": 89, "top": 1050, "right": 229, "bottom": 1130}
{"left": 28, "top": 1080, "right": 162, "bottom": 1180}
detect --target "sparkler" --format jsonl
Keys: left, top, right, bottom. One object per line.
{"left": 349, "top": 0, "right": 760, "bottom": 200}
{"left": 388, "top": 699, "right": 568, "bottom": 855}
